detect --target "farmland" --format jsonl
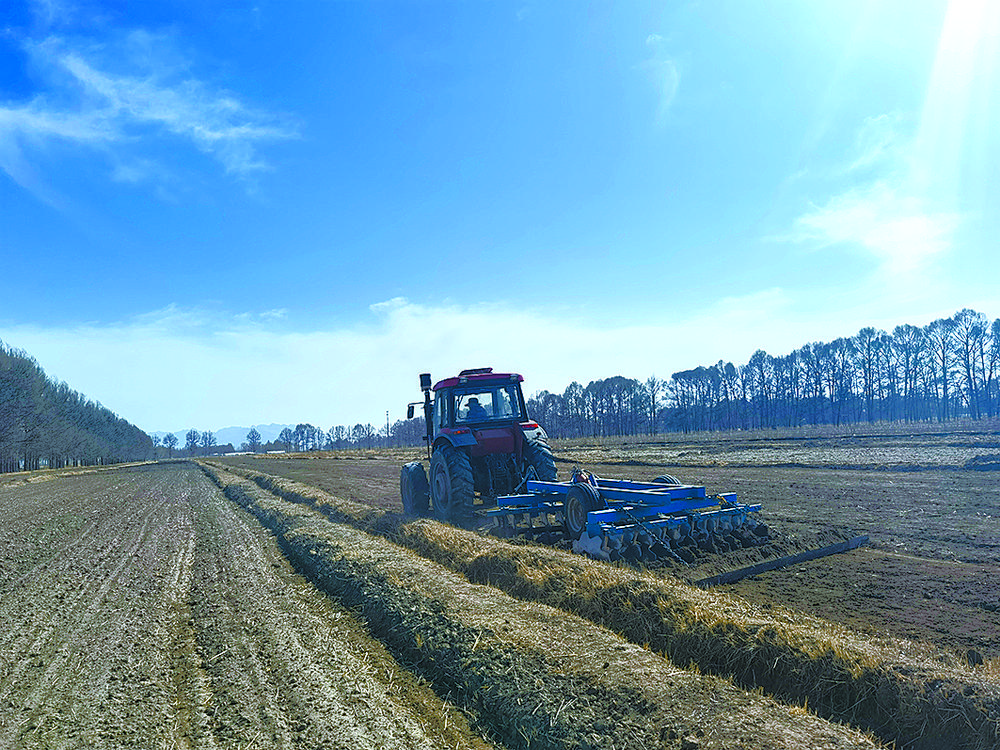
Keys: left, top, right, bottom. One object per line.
{"left": 0, "top": 463, "right": 490, "bottom": 749}
{"left": 218, "top": 425, "right": 1000, "bottom": 662}
{"left": 1, "top": 425, "right": 998, "bottom": 749}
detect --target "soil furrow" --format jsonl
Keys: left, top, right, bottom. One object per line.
{"left": 183, "top": 471, "right": 493, "bottom": 750}
{"left": 0, "top": 479, "right": 166, "bottom": 715}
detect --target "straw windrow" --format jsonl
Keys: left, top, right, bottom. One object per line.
{"left": 199, "top": 462, "right": 882, "bottom": 750}
{"left": 202, "top": 460, "right": 1000, "bottom": 750}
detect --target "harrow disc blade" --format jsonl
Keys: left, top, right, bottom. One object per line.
{"left": 636, "top": 543, "right": 654, "bottom": 563}
{"left": 650, "top": 541, "right": 686, "bottom": 564}
{"left": 621, "top": 543, "right": 643, "bottom": 563}
{"left": 675, "top": 546, "right": 697, "bottom": 564}
{"left": 571, "top": 531, "right": 611, "bottom": 561}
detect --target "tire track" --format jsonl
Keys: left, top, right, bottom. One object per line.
{"left": 184, "top": 466, "right": 494, "bottom": 750}
{"left": 0, "top": 468, "right": 191, "bottom": 748}
{"left": 0, "top": 462, "right": 497, "bottom": 750}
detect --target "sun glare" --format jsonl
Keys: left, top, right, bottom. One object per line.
{"left": 914, "top": 0, "right": 999, "bottom": 195}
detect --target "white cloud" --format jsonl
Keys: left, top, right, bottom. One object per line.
{"left": 637, "top": 32, "right": 679, "bottom": 121}
{"left": 638, "top": 58, "right": 680, "bottom": 120}
{"left": 846, "top": 113, "right": 905, "bottom": 173}
{"left": 0, "top": 294, "right": 825, "bottom": 434}
{"left": 782, "top": 109, "right": 962, "bottom": 280}
{"left": 790, "top": 180, "right": 960, "bottom": 273}
{"left": 0, "top": 30, "right": 297, "bottom": 197}
{"left": 7, "top": 290, "right": 992, "bottom": 434}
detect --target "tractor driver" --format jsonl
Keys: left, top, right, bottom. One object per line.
{"left": 465, "top": 397, "right": 489, "bottom": 421}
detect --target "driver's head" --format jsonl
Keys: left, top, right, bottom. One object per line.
{"left": 468, "top": 398, "right": 479, "bottom": 406}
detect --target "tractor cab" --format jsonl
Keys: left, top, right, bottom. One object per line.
{"left": 407, "top": 368, "right": 546, "bottom": 451}
{"left": 433, "top": 369, "right": 526, "bottom": 427}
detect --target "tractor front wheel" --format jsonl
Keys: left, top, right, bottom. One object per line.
{"left": 430, "top": 445, "right": 475, "bottom": 522}
{"left": 400, "top": 461, "right": 429, "bottom": 516}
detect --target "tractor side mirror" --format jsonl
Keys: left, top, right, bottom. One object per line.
{"left": 407, "top": 404, "right": 414, "bottom": 419}
{"left": 419, "top": 373, "right": 432, "bottom": 390}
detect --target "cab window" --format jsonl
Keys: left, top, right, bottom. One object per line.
{"left": 455, "top": 385, "right": 522, "bottom": 423}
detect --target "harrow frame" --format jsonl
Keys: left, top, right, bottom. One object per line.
{"left": 488, "top": 475, "right": 765, "bottom": 563}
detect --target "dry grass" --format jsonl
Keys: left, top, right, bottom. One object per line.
{"left": 549, "top": 418, "right": 1000, "bottom": 451}
{"left": 201, "top": 460, "right": 1000, "bottom": 750}
{"left": 199, "top": 461, "right": 882, "bottom": 750}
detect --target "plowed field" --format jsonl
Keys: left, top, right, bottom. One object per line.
{"left": 0, "top": 463, "right": 490, "bottom": 750}
{"left": 0, "top": 462, "right": 888, "bottom": 750}
{"left": 218, "top": 426, "right": 1000, "bottom": 662}
{"left": 5, "top": 424, "right": 999, "bottom": 750}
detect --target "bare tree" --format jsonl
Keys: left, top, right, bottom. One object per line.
{"left": 644, "top": 376, "right": 663, "bottom": 434}
{"left": 163, "top": 433, "right": 178, "bottom": 458}
{"left": 925, "top": 317, "right": 957, "bottom": 422}
{"left": 953, "top": 309, "right": 987, "bottom": 420}
{"left": 987, "top": 319, "right": 1000, "bottom": 417}
{"left": 246, "top": 427, "right": 262, "bottom": 453}
{"left": 185, "top": 429, "right": 200, "bottom": 456}
{"left": 201, "top": 431, "right": 217, "bottom": 455}
{"left": 854, "top": 327, "right": 881, "bottom": 423}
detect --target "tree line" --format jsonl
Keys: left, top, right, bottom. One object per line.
{"left": 150, "top": 430, "right": 236, "bottom": 458}
{"left": 153, "top": 307, "right": 1000, "bottom": 457}
{"left": 526, "top": 308, "right": 1000, "bottom": 438}
{"left": 151, "top": 421, "right": 426, "bottom": 456}
{"left": 0, "top": 342, "right": 153, "bottom": 472}
{"left": 253, "top": 421, "right": 425, "bottom": 453}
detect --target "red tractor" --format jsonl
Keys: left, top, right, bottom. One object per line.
{"left": 400, "top": 368, "right": 557, "bottom": 521}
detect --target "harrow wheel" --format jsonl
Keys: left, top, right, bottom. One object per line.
{"left": 652, "top": 474, "right": 681, "bottom": 485}
{"left": 562, "top": 482, "right": 605, "bottom": 540}
{"left": 400, "top": 461, "right": 430, "bottom": 516}
{"left": 430, "top": 445, "right": 475, "bottom": 522}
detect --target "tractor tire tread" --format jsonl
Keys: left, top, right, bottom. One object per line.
{"left": 523, "top": 437, "right": 557, "bottom": 482}
{"left": 400, "top": 461, "right": 430, "bottom": 516}
{"left": 431, "top": 444, "right": 475, "bottom": 521}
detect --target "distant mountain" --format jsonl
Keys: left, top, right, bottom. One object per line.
{"left": 151, "top": 423, "right": 295, "bottom": 449}
{"left": 214, "top": 423, "right": 294, "bottom": 446}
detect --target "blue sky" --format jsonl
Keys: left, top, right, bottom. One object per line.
{"left": 1, "top": 0, "right": 998, "bottom": 433}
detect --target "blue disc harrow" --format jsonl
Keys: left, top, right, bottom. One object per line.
{"left": 487, "top": 472, "right": 767, "bottom": 563}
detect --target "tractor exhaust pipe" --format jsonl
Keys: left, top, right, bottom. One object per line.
{"left": 419, "top": 372, "right": 433, "bottom": 460}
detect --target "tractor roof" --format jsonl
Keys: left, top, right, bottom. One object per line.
{"left": 432, "top": 368, "right": 524, "bottom": 391}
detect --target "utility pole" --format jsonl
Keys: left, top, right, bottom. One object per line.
{"left": 386, "top": 410, "right": 390, "bottom": 449}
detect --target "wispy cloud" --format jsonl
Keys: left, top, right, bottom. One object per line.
{"left": 782, "top": 111, "right": 961, "bottom": 277}
{"left": 845, "top": 113, "right": 906, "bottom": 173}
{"left": 638, "top": 31, "right": 679, "bottom": 120}
{"left": 791, "top": 181, "right": 959, "bottom": 273}
{"left": 0, "top": 29, "right": 297, "bottom": 198}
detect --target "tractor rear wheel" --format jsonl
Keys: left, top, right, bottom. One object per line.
{"left": 400, "top": 461, "right": 429, "bottom": 516}
{"left": 430, "top": 445, "right": 475, "bottom": 522}
{"left": 523, "top": 437, "right": 557, "bottom": 481}
{"left": 563, "top": 482, "right": 604, "bottom": 539}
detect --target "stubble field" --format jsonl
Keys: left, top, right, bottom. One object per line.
{"left": 219, "top": 425, "right": 1000, "bottom": 662}
{"left": 0, "top": 462, "right": 491, "bottom": 750}
{"left": 2, "top": 424, "right": 998, "bottom": 749}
